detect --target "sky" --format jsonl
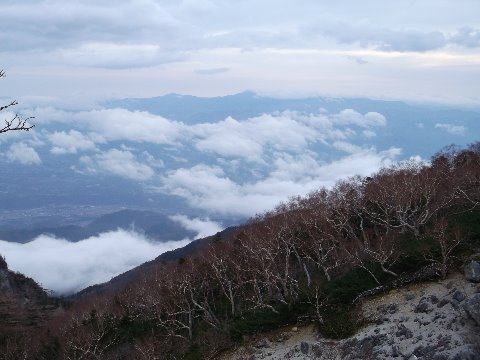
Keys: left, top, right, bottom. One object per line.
{"left": 1, "top": 0, "right": 480, "bottom": 106}
{"left": 1, "top": 1, "right": 479, "bottom": 294}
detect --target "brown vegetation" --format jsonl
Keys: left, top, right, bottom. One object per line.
{"left": 2, "top": 143, "right": 480, "bottom": 359}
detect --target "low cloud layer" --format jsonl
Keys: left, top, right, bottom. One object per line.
{"left": 435, "top": 123, "right": 466, "bottom": 136}
{"left": 0, "top": 230, "right": 191, "bottom": 295}
{"left": 161, "top": 148, "right": 401, "bottom": 216}
{"left": 169, "top": 214, "right": 223, "bottom": 239}
{"left": 6, "top": 142, "right": 41, "bottom": 165}
{"left": 0, "top": 106, "right": 403, "bottom": 217}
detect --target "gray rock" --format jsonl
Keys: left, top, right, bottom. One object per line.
{"left": 391, "top": 345, "right": 400, "bottom": 357}
{"left": 405, "top": 293, "right": 416, "bottom": 301}
{"left": 453, "top": 291, "right": 466, "bottom": 303}
{"left": 415, "top": 299, "right": 433, "bottom": 313}
{"left": 437, "top": 299, "right": 449, "bottom": 308}
{"left": 275, "top": 333, "right": 289, "bottom": 343}
{"left": 312, "top": 343, "right": 322, "bottom": 357}
{"left": 450, "top": 299, "right": 460, "bottom": 309}
{"left": 255, "top": 339, "right": 270, "bottom": 348}
{"left": 396, "top": 324, "right": 413, "bottom": 339}
{"left": 300, "top": 341, "right": 309, "bottom": 355}
{"left": 465, "top": 260, "right": 480, "bottom": 283}
{"left": 385, "top": 303, "right": 399, "bottom": 314}
{"left": 463, "top": 293, "right": 480, "bottom": 326}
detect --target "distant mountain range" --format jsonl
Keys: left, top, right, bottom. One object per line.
{"left": 105, "top": 91, "right": 480, "bottom": 158}
{"left": 0, "top": 209, "right": 196, "bottom": 243}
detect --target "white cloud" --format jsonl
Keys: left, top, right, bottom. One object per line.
{"left": 363, "top": 130, "right": 377, "bottom": 138}
{"left": 332, "top": 109, "right": 386, "bottom": 128}
{"left": 318, "top": 21, "right": 447, "bottom": 52}
{"left": 142, "top": 151, "right": 165, "bottom": 169}
{"left": 160, "top": 147, "right": 401, "bottom": 216}
{"left": 162, "top": 164, "right": 237, "bottom": 200}
{"left": 449, "top": 27, "right": 480, "bottom": 48}
{"left": 75, "top": 148, "right": 156, "bottom": 181}
{"left": 56, "top": 42, "right": 185, "bottom": 69}
{"left": 435, "top": 123, "right": 466, "bottom": 136}
{"left": 169, "top": 214, "right": 223, "bottom": 239}
{"left": 332, "top": 141, "right": 364, "bottom": 154}
{"left": 71, "top": 108, "right": 372, "bottom": 163}
{"left": 191, "top": 110, "right": 385, "bottom": 162}
{"left": 195, "top": 67, "right": 230, "bottom": 75}
{"left": 6, "top": 142, "right": 41, "bottom": 165}
{"left": 0, "top": 230, "right": 191, "bottom": 295}
{"left": 48, "top": 130, "right": 98, "bottom": 154}
{"left": 78, "top": 109, "right": 186, "bottom": 145}
{"left": 96, "top": 149, "right": 155, "bottom": 181}
{"left": 193, "top": 117, "right": 264, "bottom": 161}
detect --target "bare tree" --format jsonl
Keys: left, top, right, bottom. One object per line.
{"left": 1, "top": 70, "right": 34, "bottom": 134}
{"left": 423, "top": 217, "right": 462, "bottom": 279}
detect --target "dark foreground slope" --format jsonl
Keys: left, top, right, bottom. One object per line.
{"left": 2, "top": 143, "right": 480, "bottom": 359}
{"left": 0, "top": 256, "right": 63, "bottom": 358}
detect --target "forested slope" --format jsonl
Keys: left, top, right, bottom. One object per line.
{"left": 2, "top": 143, "right": 480, "bottom": 359}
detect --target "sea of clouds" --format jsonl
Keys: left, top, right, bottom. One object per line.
{"left": 0, "top": 216, "right": 222, "bottom": 295}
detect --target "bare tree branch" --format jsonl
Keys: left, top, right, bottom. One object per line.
{"left": 0, "top": 70, "right": 35, "bottom": 134}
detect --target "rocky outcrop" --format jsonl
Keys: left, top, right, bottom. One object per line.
{"left": 219, "top": 273, "right": 480, "bottom": 360}
{"left": 465, "top": 260, "right": 480, "bottom": 283}
{"left": 463, "top": 294, "right": 480, "bottom": 326}
{"left": 0, "top": 256, "right": 61, "bottom": 329}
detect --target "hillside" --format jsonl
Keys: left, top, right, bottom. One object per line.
{"left": 0, "top": 256, "right": 62, "bottom": 357}
{"left": 220, "top": 269, "right": 480, "bottom": 359}
{"left": 1, "top": 142, "right": 479, "bottom": 359}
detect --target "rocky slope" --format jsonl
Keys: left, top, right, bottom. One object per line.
{"left": 0, "top": 256, "right": 61, "bottom": 329}
{"left": 219, "top": 262, "right": 480, "bottom": 360}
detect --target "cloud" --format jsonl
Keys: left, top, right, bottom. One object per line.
{"left": 141, "top": 151, "right": 165, "bottom": 169}
{"left": 332, "top": 109, "right": 386, "bottom": 127}
{"left": 169, "top": 214, "right": 223, "bottom": 239}
{"left": 56, "top": 43, "right": 186, "bottom": 69}
{"left": 314, "top": 21, "right": 447, "bottom": 52}
{"left": 0, "top": 230, "right": 191, "bottom": 295}
{"left": 48, "top": 130, "right": 98, "bottom": 154}
{"left": 6, "top": 142, "right": 41, "bottom": 165}
{"left": 363, "top": 130, "right": 377, "bottom": 138}
{"left": 193, "top": 117, "right": 264, "bottom": 161}
{"left": 2, "top": 105, "right": 396, "bottom": 217}
{"left": 308, "top": 20, "right": 480, "bottom": 53}
{"left": 1, "top": 0, "right": 480, "bottom": 109}
{"left": 160, "top": 147, "right": 401, "bottom": 216}
{"left": 75, "top": 149, "right": 155, "bottom": 181}
{"left": 345, "top": 55, "right": 368, "bottom": 65}
{"left": 191, "top": 110, "right": 382, "bottom": 162}
{"left": 0, "top": 2, "right": 185, "bottom": 52}
{"left": 332, "top": 141, "right": 364, "bottom": 154}
{"left": 195, "top": 67, "right": 230, "bottom": 75}
{"left": 435, "top": 123, "right": 466, "bottom": 136}
{"left": 78, "top": 109, "right": 186, "bottom": 145}
{"left": 449, "top": 27, "right": 480, "bottom": 48}
{"left": 24, "top": 107, "right": 387, "bottom": 164}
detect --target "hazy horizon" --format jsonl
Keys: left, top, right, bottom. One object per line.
{"left": 2, "top": 1, "right": 480, "bottom": 107}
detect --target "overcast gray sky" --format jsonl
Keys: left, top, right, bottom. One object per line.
{"left": 1, "top": 0, "right": 479, "bottom": 106}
